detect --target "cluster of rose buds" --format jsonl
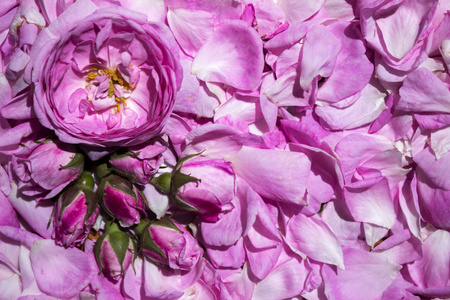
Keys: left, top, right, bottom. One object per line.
{"left": 1, "top": 0, "right": 450, "bottom": 299}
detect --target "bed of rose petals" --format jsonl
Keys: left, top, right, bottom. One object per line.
{"left": 1, "top": 0, "right": 450, "bottom": 299}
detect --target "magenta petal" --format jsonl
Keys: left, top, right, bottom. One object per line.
{"left": 192, "top": 20, "right": 264, "bottom": 90}
{"left": 30, "top": 240, "right": 96, "bottom": 298}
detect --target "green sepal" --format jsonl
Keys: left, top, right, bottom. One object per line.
{"left": 170, "top": 171, "right": 201, "bottom": 195}
{"left": 75, "top": 172, "right": 95, "bottom": 191}
{"left": 110, "top": 150, "right": 141, "bottom": 161}
{"left": 47, "top": 201, "right": 56, "bottom": 229}
{"left": 34, "top": 139, "right": 52, "bottom": 144}
{"left": 173, "top": 151, "right": 204, "bottom": 172}
{"left": 94, "top": 233, "right": 107, "bottom": 274}
{"left": 84, "top": 189, "right": 99, "bottom": 222}
{"left": 97, "top": 175, "right": 136, "bottom": 218}
{"left": 172, "top": 195, "right": 199, "bottom": 212}
{"left": 150, "top": 172, "right": 171, "bottom": 194}
{"left": 153, "top": 217, "right": 183, "bottom": 233}
{"left": 61, "top": 153, "right": 84, "bottom": 170}
{"left": 139, "top": 224, "right": 167, "bottom": 262}
{"left": 108, "top": 229, "right": 131, "bottom": 274}
{"left": 96, "top": 163, "right": 112, "bottom": 179}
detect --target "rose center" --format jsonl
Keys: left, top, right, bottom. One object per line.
{"left": 85, "top": 67, "right": 134, "bottom": 113}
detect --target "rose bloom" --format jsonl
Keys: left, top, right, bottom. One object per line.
{"left": 28, "top": 1, "right": 182, "bottom": 149}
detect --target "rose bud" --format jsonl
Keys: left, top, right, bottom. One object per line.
{"left": 98, "top": 174, "right": 147, "bottom": 227}
{"left": 54, "top": 172, "right": 99, "bottom": 247}
{"left": 109, "top": 140, "right": 166, "bottom": 185}
{"left": 165, "top": 155, "right": 236, "bottom": 222}
{"left": 95, "top": 221, "right": 134, "bottom": 281}
{"left": 135, "top": 218, "right": 203, "bottom": 271}
{"left": 11, "top": 139, "right": 84, "bottom": 201}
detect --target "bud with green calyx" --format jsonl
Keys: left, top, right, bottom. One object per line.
{"left": 135, "top": 217, "right": 203, "bottom": 271}
{"left": 109, "top": 140, "right": 166, "bottom": 185}
{"left": 94, "top": 220, "right": 135, "bottom": 281}
{"left": 54, "top": 172, "right": 99, "bottom": 247}
{"left": 160, "top": 151, "right": 235, "bottom": 222}
{"left": 97, "top": 174, "right": 147, "bottom": 227}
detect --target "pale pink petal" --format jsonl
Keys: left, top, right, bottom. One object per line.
{"left": 0, "top": 274, "right": 21, "bottom": 300}
{"left": 415, "top": 146, "right": 450, "bottom": 191}
{"left": 8, "top": 182, "right": 54, "bottom": 239}
{"left": 223, "top": 264, "right": 254, "bottom": 300}
{"left": 252, "top": 258, "right": 309, "bottom": 300}
{"left": 192, "top": 20, "right": 264, "bottom": 90}
{"left": 321, "top": 200, "right": 365, "bottom": 249}
{"left": 226, "top": 146, "right": 311, "bottom": 204}
{"left": 398, "top": 68, "right": 450, "bottom": 113}
{"left": 416, "top": 166, "right": 450, "bottom": 230}
{"left": 344, "top": 177, "right": 396, "bottom": 229}
{"left": 363, "top": 223, "right": 389, "bottom": 249}
{"left": 316, "top": 22, "right": 374, "bottom": 104}
{"left": 286, "top": 213, "right": 344, "bottom": 269}
{"left": 263, "top": 67, "right": 312, "bottom": 107}
{"left": 322, "top": 248, "right": 401, "bottom": 300}
{"left": 372, "top": 229, "right": 422, "bottom": 265}
{"left": 335, "top": 133, "right": 394, "bottom": 183}
{"left": 174, "top": 58, "right": 218, "bottom": 118}
{"left": 323, "top": 0, "right": 355, "bottom": 20}
{"left": 430, "top": 125, "right": 450, "bottom": 159}
{"left": 119, "top": 0, "right": 165, "bottom": 22}
{"left": 167, "top": 7, "right": 214, "bottom": 57}
{"left": 375, "top": 0, "right": 436, "bottom": 59}
{"left": 206, "top": 239, "right": 246, "bottom": 269}
{"left": 316, "top": 81, "right": 388, "bottom": 130}
{"left": 408, "top": 230, "right": 450, "bottom": 288}
{"left": 30, "top": 240, "right": 96, "bottom": 298}
{"left": 300, "top": 25, "right": 341, "bottom": 91}
{"left": 399, "top": 176, "right": 424, "bottom": 241}
{"left": 277, "top": 0, "right": 324, "bottom": 25}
